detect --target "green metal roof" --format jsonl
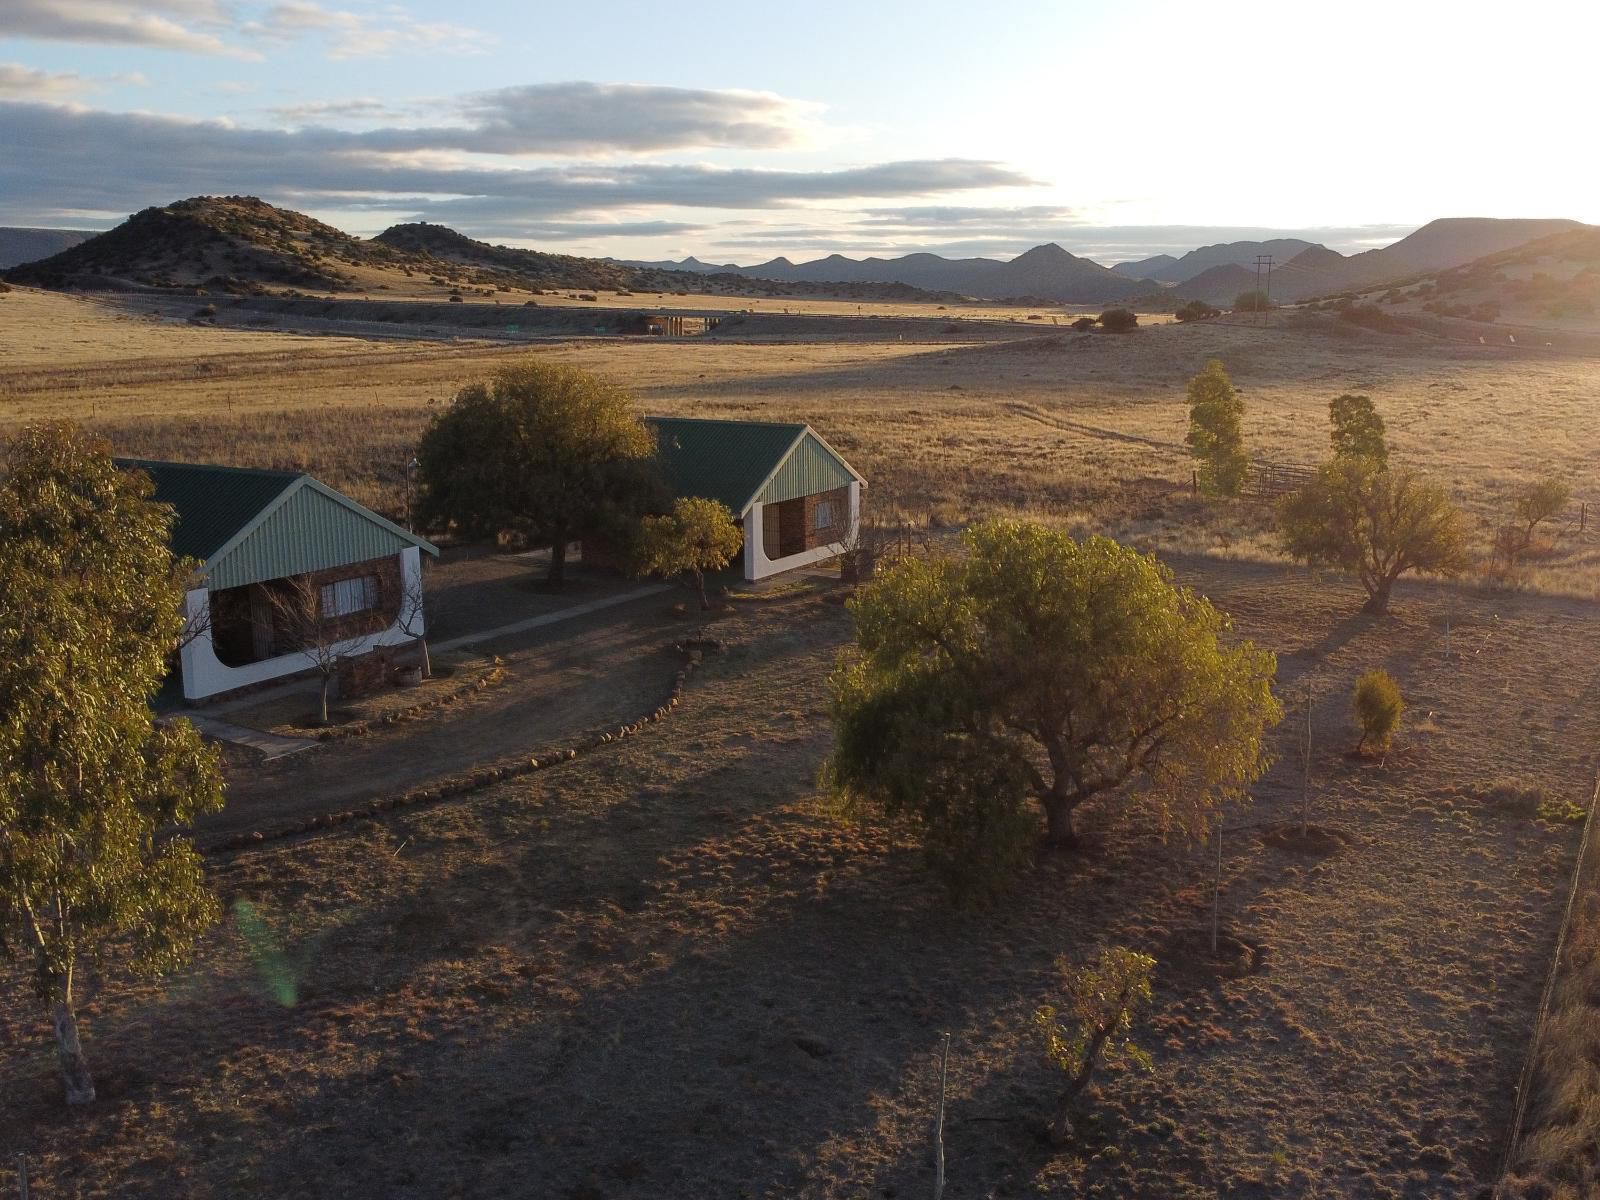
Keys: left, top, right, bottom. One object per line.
{"left": 644, "top": 417, "right": 863, "bottom": 515}
{"left": 117, "top": 459, "right": 303, "bottom": 562}
{"left": 116, "top": 458, "right": 437, "bottom": 590}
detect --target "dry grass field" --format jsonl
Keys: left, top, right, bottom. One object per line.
{"left": 2, "top": 564, "right": 1597, "bottom": 1198}
{"left": 3, "top": 282, "right": 1600, "bottom": 1194}
{"left": 3, "top": 285, "right": 1596, "bottom": 593}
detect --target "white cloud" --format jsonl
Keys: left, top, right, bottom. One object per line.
{"left": 0, "top": 63, "right": 90, "bottom": 99}
{"left": 0, "top": 0, "right": 489, "bottom": 60}
{"left": 243, "top": 1, "right": 490, "bottom": 59}
{"left": 0, "top": 100, "right": 1040, "bottom": 231}
{"left": 0, "top": 1, "right": 246, "bottom": 57}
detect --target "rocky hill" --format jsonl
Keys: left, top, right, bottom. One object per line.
{"left": 375, "top": 223, "right": 642, "bottom": 291}
{"left": 1170, "top": 218, "right": 1590, "bottom": 305}
{"left": 3, "top": 198, "right": 964, "bottom": 303}
{"left": 1373, "top": 226, "right": 1600, "bottom": 326}
{"left": 2, "top": 196, "right": 427, "bottom": 292}
{"left": 378, "top": 223, "right": 966, "bottom": 302}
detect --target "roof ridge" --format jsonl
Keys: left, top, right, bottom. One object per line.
{"left": 114, "top": 457, "right": 307, "bottom": 481}
{"left": 645, "top": 415, "right": 808, "bottom": 430}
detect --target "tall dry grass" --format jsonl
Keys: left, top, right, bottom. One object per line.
{"left": 1504, "top": 780, "right": 1600, "bottom": 1198}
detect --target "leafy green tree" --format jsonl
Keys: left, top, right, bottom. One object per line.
{"left": 1186, "top": 358, "right": 1249, "bottom": 497}
{"left": 824, "top": 521, "right": 1280, "bottom": 898}
{"left": 1233, "top": 290, "right": 1269, "bottom": 312}
{"left": 1098, "top": 308, "right": 1138, "bottom": 332}
{"left": 1035, "top": 946, "right": 1155, "bottom": 1145}
{"left": 1328, "top": 394, "right": 1388, "bottom": 466}
{"left": 1278, "top": 458, "right": 1471, "bottom": 614}
{"left": 635, "top": 497, "right": 744, "bottom": 610}
{"left": 0, "top": 423, "right": 224, "bottom": 1105}
{"left": 1352, "top": 669, "right": 1403, "bottom": 753}
{"left": 1512, "top": 476, "right": 1572, "bottom": 547}
{"left": 413, "top": 359, "right": 659, "bottom": 586}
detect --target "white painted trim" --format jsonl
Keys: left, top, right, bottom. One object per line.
{"left": 737, "top": 425, "right": 809, "bottom": 517}
{"left": 799, "top": 426, "right": 869, "bottom": 488}
{"left": 198, "top": 474, "right": 438, "bottom": 581}
{"left": 741, "top": 481, "right": 861, "bottom": 581}
{"left": 178, "top": 548, "right": 426, "bottom": 702}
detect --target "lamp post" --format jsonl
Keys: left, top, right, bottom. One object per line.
{"left": 403, "top": 455, "right": 419, "bottom": 532}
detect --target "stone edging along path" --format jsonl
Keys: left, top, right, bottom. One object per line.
{"left": 307, "top": 659, "right": 508, "bottom": 742}
{"left": 202, "top": 637, "right": 725, "bottom": 855}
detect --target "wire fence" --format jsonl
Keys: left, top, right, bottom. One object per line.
{"left": 1248, "top": 460, "right": 1317, "bottom": 499}
{"left": 1492, "top": 770, "right": 1600, "bottom": 1194}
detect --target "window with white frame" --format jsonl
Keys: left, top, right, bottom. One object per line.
{"left": 320, "top": 575, "right": 379, "bottom": 619}
{"left": 813, "top": 499, "right": 838, "bottom": 531}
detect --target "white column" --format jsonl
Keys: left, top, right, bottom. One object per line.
{"left": 178, "top": 586, "right": 215, "bottom": 701}
{"left": 743, "top": 504, "right": 764, "bottom": 580}
{"left": 398, "top": 546, "right": 424, "bottom": 636}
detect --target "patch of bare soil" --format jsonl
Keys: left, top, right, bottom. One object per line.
{"left": 1258, "top": 823, "right": 1350, "bottom": 856}
{"left": 2, "top": 565, "right": 1598, "bottom": 1200}
{"left": 1162, "top": 928, "right": 1265, "bottom": 980}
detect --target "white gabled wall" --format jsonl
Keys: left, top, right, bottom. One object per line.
{"left": 178, "top": 547, "right": 425, "bottom": 702}
{"left": 741, "top": 481, "right": 861, "bottom": 581}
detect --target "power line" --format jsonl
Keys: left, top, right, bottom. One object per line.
{"left": 1254, "top": 255, "right": 1275, "bottom": 325}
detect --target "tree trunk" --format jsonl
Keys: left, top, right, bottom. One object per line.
{"left": 52, "top": 1000, "right": 95, "bottom": 1105}
{"left": 547, "top": 535, "right": 568, "bottom": 587}
{"left": 1041, "top": 792, "right": 1079, "bottom": 849}
{"left": 418, "top": 636, "right": 432, "bottom": 680}
{"left": 1362, "top": 579, "right": 1392, "bottom": 614}
{"left": 319, "top": 673, "right": 331, "bottom": 725}
{"left": 695, "top": 568, "right": 708, "bottom": 611}
{"left": 1048, "top": 1030, "right": 1107, "bottom": 1146}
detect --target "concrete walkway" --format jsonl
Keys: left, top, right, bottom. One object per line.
{"left": 431, "top": 583, "right": 669, "bottom": 652}
{"left": 182, "top": 713, "right": 319, "bottom": 761}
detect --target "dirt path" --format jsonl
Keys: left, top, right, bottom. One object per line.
{"left": 200, "top": 596, "right": 685, "bottom": 841}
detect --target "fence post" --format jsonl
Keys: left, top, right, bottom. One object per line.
{"left": 932, "top": 1033, "right": 950, "bottom": 1200}
{"left": 1211, "top": 825, "right": 1224, "bottom": 955}
{"left": 16, "top": 1154, "right": 28, "bottom": 1200}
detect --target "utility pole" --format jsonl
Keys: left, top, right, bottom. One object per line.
{"left": 1254, "top": 255, "right": 1275, "bottom": 325}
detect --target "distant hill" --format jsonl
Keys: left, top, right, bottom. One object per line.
{"left": 1143, "top": 239, "right": 1319, "bottom": 284}
{"left": 1110, "top": 253, "right": 1178, "bottom": 279}
{"left": 1170, "top": 218, "right": 1591, "bottom": 305}
{"left": 0, "top": 227, "right": 97, "bottom": 270}
{"left": 613, "top": 255, "right": 737, "bottom": 274}
{"left": 1169, "top": 264, "right": 1261, "bottom": 306}
{"left": 4, "top": 196, "right": 421, "bottom": 291}
{"left": 720, "top": 242, "right": 1152, "bottom": 303}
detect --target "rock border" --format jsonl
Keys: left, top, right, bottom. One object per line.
{"left": 305, "top": 658, "right": 507, "bottom": 742}
{"left": 203, "top": 638, "right": 725, "bottom": 854}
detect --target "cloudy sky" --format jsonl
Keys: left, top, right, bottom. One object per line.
{"left": 2, "top": 0, "right": 1595, "bottom": 265}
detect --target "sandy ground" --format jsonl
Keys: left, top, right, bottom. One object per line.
{"left": 2, "top": 558, "right": 1596, "bottom": 1198}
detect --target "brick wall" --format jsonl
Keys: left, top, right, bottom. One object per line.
{"left": 802, "top": 486, "right": 851, "bottom": 550}
{"left": 301, "top": 553, "right": 403, "bottom": 643}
